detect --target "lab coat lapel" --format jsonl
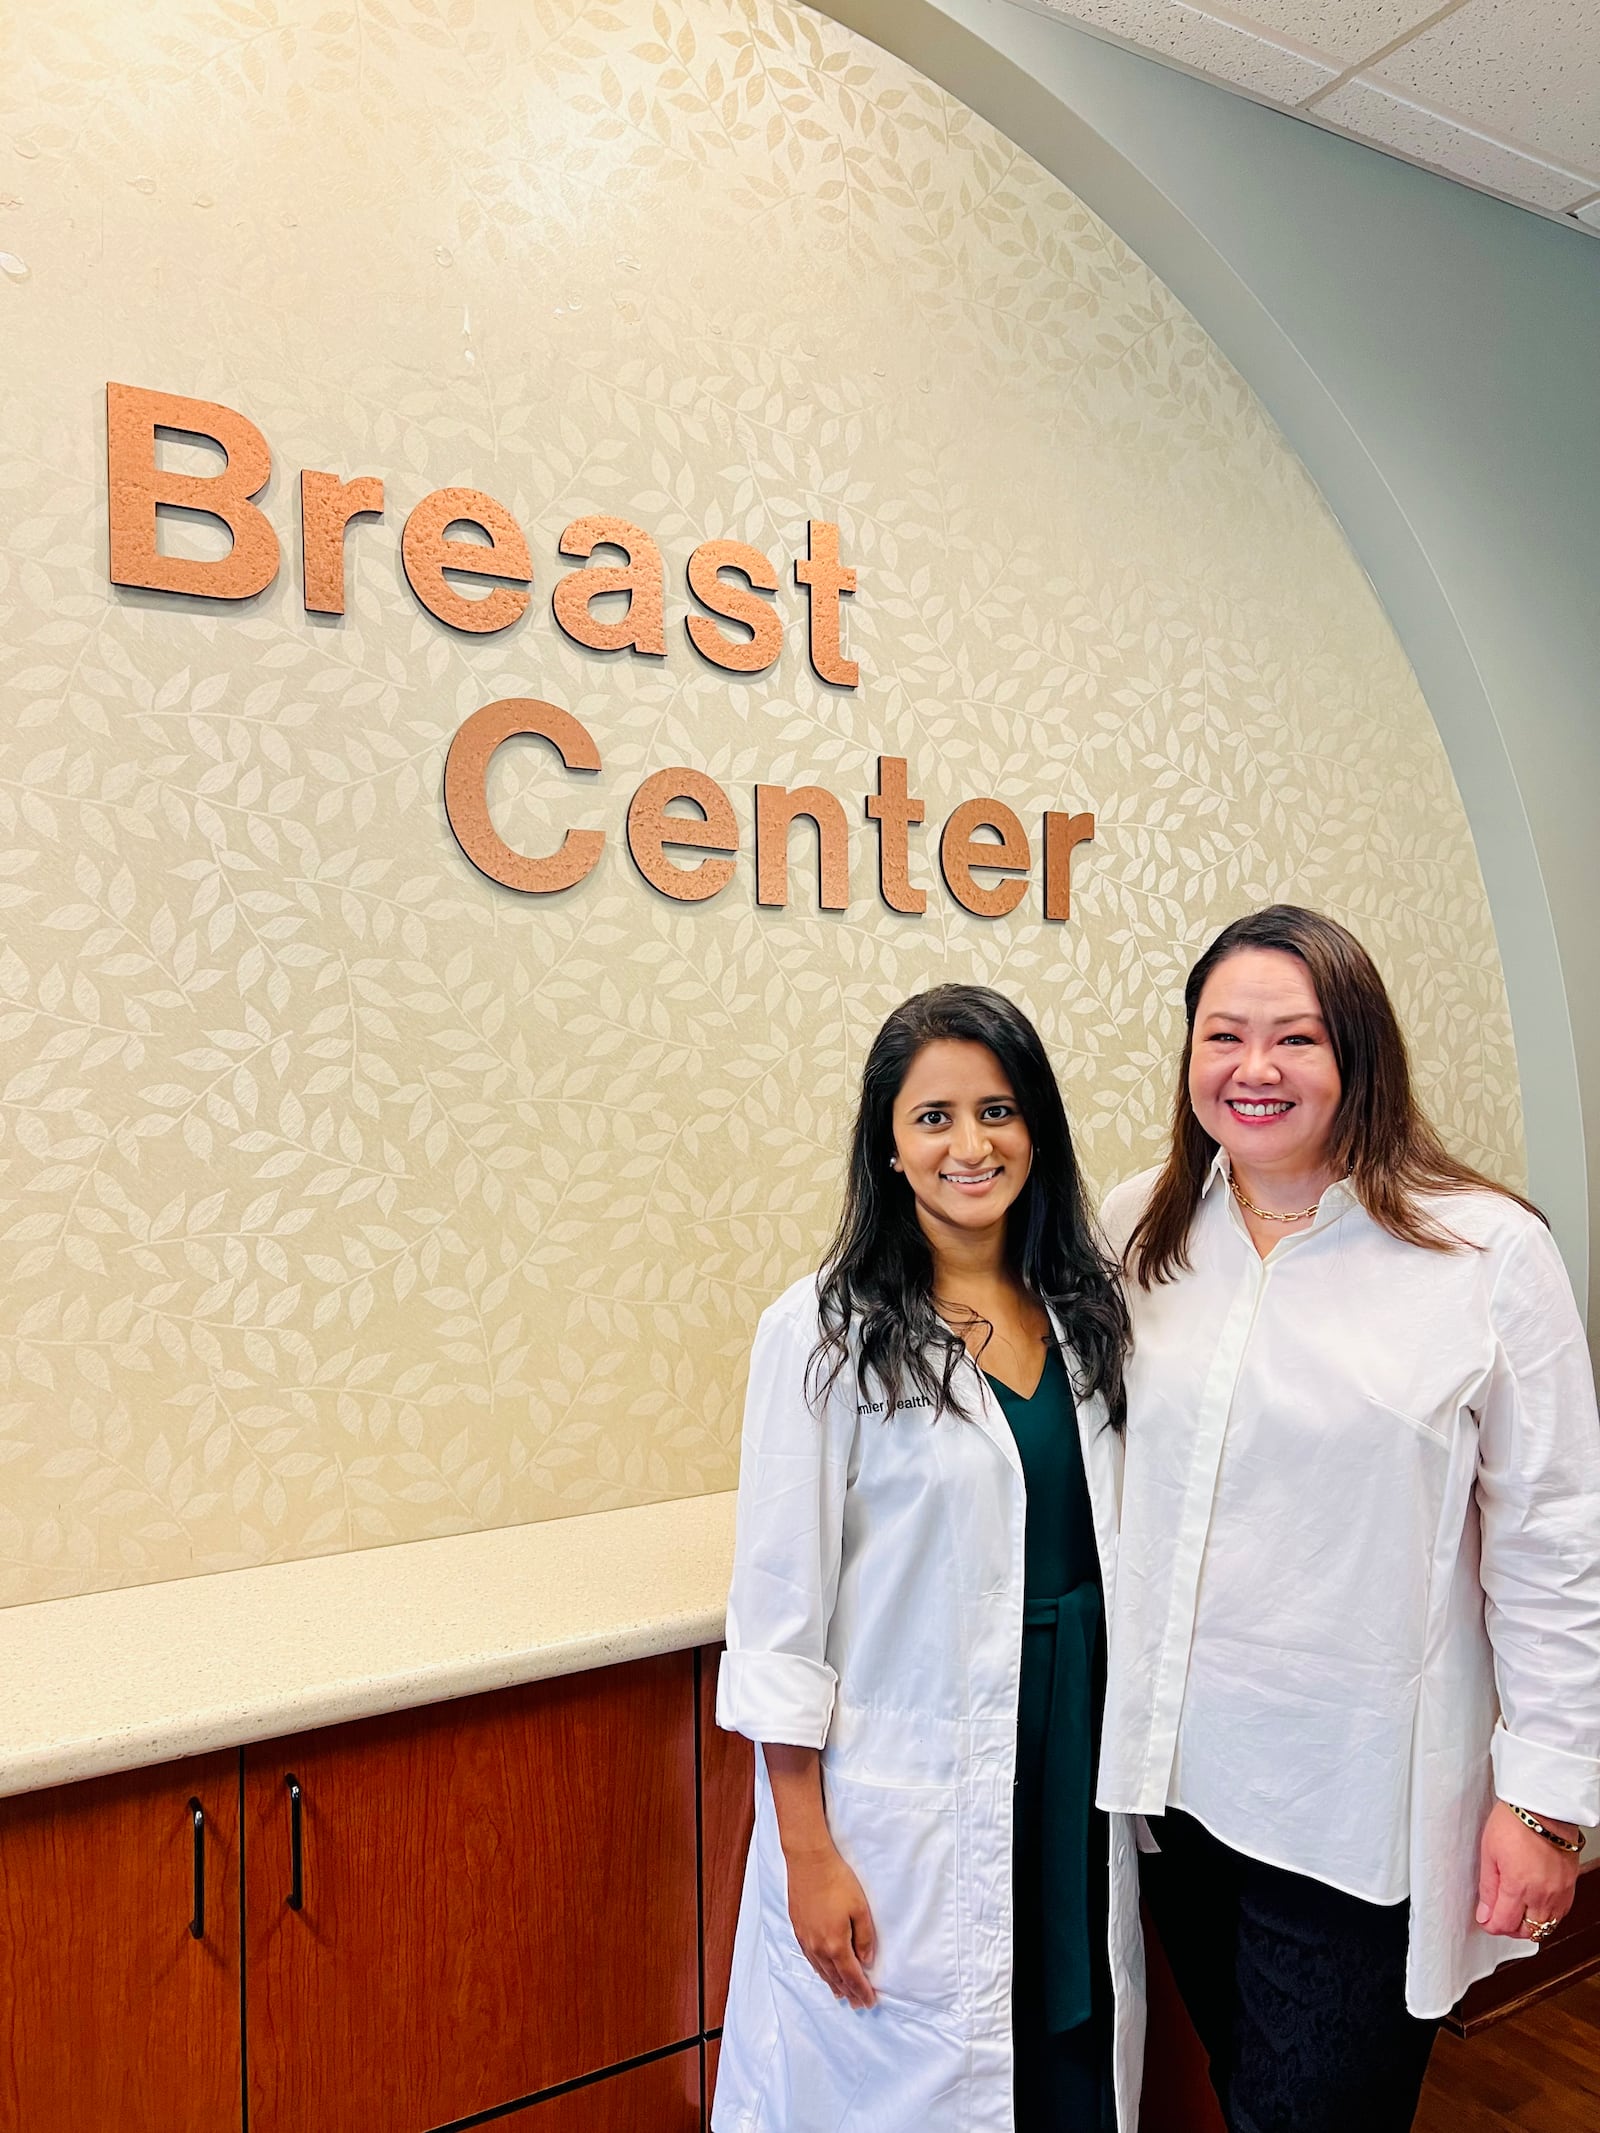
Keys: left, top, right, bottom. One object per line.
{"left": 1046, "top": 1306, "right": 1122, "bottom": 1607}
{"left": 967, "top": 1357, "right": 1024, "bottom": 1478}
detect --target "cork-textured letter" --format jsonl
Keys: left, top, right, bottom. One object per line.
{"left": 940, "top": 800, "right": 1031, "bottom": 919}
{"left": 301, "top": 470, "right": 384, "bottom": 615}
{"left": 1043, "top": 811, "right": 1094, "bottom": 921}
{"left": 755, "top": 784, "right": 850, "bottom": 909}
{"left": 443, "top": 698, "right": 604, "bottom": 894}
{"left": 553, "top": 516, "right": 667, "bottom": 655}
{"left": 794, "top": 520, "right": 859, "bottom": 687}
{"left": 403, "top": 487, "right": 532, "bottom": 634}
{"left": 686, "top": 541, "right": 783, "bottom": 673}
{"left": 627, "top": 770, "right": 738, "bottom": 902}
{"left": 865, "top": 756, "right": 926, "bottom": 915}
{"left": 106, "top": 382, "right": 280, "bottom": 600}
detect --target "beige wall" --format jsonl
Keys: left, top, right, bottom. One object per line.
{"left": 864, "top": 0, "right": 1597, "bottom": 1334}
{"left": 0, "top": 0, "right": 1521, "bottom": 1605}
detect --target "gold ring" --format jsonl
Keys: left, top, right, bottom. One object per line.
{"left": 1522, "top": 1916, "right": 1559, "bottom": 1943}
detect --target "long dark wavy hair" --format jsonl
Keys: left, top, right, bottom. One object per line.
{"left": 1125, "top": 904, "right": 1542, "bottom": 1287}
{"left": 810, "top": 986, "right": 1128, "bottom": 1427}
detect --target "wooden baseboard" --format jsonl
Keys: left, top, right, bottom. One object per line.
{"left": 1444, "top": 1865, "right": 1600, "bottom": 2037}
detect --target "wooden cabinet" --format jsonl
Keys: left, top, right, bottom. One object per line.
{"left": 699, "top": 1646, "right": 753, "bottom": 2033}
{"left": 524, "top": 2045, "right": 699, "bottom": 2131}
{"left": 0, "top": 1752, "right": 240, "bottom": 2133}
{"left": 244, "top": 1652, "right": 699, "bottom": 2133}
{"left": 0, "top": 1645, "right": 737, "bottom": 2132}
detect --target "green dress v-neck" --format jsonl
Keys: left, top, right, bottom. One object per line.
{"left": 984, "top": 1344, "right": 1115, "bottom": 2133}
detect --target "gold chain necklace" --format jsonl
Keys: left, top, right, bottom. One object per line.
{"left": 1230, "top": 1175, "right": 1324, "bottom": 1224}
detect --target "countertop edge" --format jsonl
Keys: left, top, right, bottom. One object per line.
{"left": 0, "top": 1492, "right": 737, "bottom": 1802}
{"left": 0, "top": 1605, "right": 729, "bottom": 1801}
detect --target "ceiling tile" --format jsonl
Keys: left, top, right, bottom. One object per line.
{"left": 1220, "top": 3, "right": 1448, "bottom": 67}
{"left": 1574, "top": 197, "right": 1600, "bottom": 229}
{"left": 1040, "top": 4, "right": 1337, "bottom": 102}
{"left": 1370, "top": 0, "right": 1600, "bottom": 177}
{"left": 1315, "top": 77, "right": 1596, "bottom": 210}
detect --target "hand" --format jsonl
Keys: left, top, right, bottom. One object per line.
{"left": 1476, "top": 1800, "right": 1581, "bottom": 1941}
{"left": 784, "top": 1838, "right": 879, "bottom": 2009}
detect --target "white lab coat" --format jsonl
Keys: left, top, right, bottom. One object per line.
{"left": 713, "top": 1276, "right": 1145, "bottom": 2133}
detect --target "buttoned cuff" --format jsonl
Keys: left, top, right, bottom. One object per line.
{"left": 716, "top": 1649, "right": 837, "bottom": 1748}
{"left": 1491, "top": 1721, "right": 1600, "bottom": 1827}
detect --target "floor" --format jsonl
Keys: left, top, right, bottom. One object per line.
{"left": 1414, "top": 1976, "right": 1600, "bottom": 2133}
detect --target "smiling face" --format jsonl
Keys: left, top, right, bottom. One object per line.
{"left": 890, "top": 1039, "right": 1033, "bottom": 1248}
{"left": 1188, "top": 948, "right": 1343, "bottom": 1187}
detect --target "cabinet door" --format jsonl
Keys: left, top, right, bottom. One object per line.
{"left": 523, "top": 2045, "right": 699, "bottom": 2132}
{"left": 698, "top": 1646, "right": 753, "bottom": 2032}
{"left": 0, "top": 1753, "right": 241, "bottom": 2133}
{"left": 245, "top": 1652, "right": 698, "bottom": 2133}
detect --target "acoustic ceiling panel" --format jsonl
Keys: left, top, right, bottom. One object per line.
{"left": 1315, "top": 75, "right": 1599, "bottom": 213}
{"left": 1229, "top": 2, "right": 1448, "bottom": 64}
{"left": 1369, "top": 0, "right": 1600, "bottom": 178}
{"left": 1030, "top": 0, "right": 1600, "bottom": 236}
{"left": 1047, "top": 1, "right": 1336, "bottom": 99}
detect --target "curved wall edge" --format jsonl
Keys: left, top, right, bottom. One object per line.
{"left": 810, "top": 0, "right": 1590, "bottom": 1322}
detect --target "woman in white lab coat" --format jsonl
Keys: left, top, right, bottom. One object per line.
{"left": 1098, "top": 905, "right": 1600, "bottom": 2133}
{"left": 715, "top": 984, "right": 1145, "bottom": 2133}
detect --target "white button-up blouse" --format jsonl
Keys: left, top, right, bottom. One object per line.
{"left": 1097, "top": 1156, "right": 1600, "bottom": 2016}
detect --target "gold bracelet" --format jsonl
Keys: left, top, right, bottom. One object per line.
{"left": 1508, "top": 1803, "right": 1586, "bottom": 1856}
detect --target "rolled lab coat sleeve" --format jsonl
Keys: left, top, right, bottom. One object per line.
{"left": 717, "top": 1291, "right": 856, "bottom": 1749}
{"left": 1476, "top": 1222, "right": 1600, "bottom": 1826}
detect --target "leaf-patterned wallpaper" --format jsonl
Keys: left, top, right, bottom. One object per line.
{"left": 0, "top": 0, "right": 1522, "bottom": 1605}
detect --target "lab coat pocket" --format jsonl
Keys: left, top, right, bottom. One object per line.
{"left": 822, "top": 1767, "right": 962, "bottom": 2009}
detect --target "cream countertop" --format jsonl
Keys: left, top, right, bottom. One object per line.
{"left": 0, "top": 1491, "right": 736, "bottom": 1801}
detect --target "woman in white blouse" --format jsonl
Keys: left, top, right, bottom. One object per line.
{"left": 1098, "top": 904, "right": 1600, "bottom": 2133}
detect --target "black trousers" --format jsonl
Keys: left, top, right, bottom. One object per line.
{"left": 1140, "top": 1811, "right": 1440, "bottom": 2133}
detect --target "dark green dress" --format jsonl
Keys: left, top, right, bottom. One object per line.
{"left": 985, "top": 1346, "right": 1115, "bottom": 2132}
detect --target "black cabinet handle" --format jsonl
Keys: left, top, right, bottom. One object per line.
{"left": 188, "top": 1798, "right": 205, "bottom": 1940}
{"left": 286, "top": 1773, "right": 303, "bottom": 1911}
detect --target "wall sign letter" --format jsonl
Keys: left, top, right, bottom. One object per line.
{"left": 755, "top": 784, "right": 850, "bottom": 909}
{"left": 443, "top": 698, "right": 604, "bottom": 893}
{"left": 686, "top": 541, "right": 783, "bottom": 673}
{"left": 794, "top": 519, "right": 858, "bottom": 687}
{"left": 300, "top": 470, "right": 384, "bottom": 615}
{"left": 940, "top": 799, "right": 1031, "bottom": 918}
{"left": 865, "top": 756, "right": 926, "bottom": 915}
{"left": 106, "top": 382, "right": 280, "bottom": 601}
{"left": 1043, "top": 810, "right": 1094, "bottom": 921}
{"left": 403, "top": 487, "right": 532, "bottom": 634}
{"left": 552, "top": 515, "right": 666, "bottom": 655}
{"left": 627, "top": 769, "right": 738, "bottom": 902}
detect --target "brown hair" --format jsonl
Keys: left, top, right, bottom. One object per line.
{"left": 1125, "top": 905, "right": 1541, "bottom": 1287}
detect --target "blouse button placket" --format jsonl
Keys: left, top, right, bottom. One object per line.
{"left": 1141, "top": 1240, "right": 1270, "bottom": 1799}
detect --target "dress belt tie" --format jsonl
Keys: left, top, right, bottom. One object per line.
{"left": 1022, "top": 1579, "right": 1102, "bottom": 2034}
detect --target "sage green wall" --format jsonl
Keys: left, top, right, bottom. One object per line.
{"left": 820, "top": 0, "right": 1600, "bottom": 1335}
